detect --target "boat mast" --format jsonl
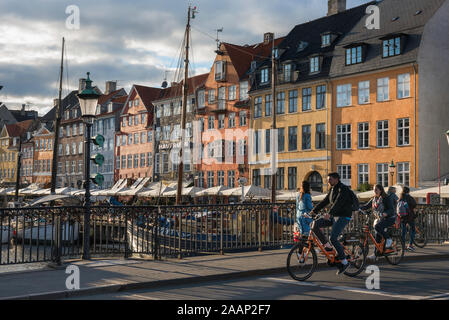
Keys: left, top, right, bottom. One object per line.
{"left": 176, "top": 6, "right": 193, "bottom": 205}
{"left": 271, "top": 36, "right": 277, "bottom": 203}
{"left": 51, "top": 37, "right": 65, "bottom": 194}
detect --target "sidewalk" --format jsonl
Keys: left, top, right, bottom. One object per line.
{"left": 1, "top": 244, "right": 449, "bottom": 300}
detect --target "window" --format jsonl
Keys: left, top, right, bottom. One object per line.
{"left": 301, "top": 125, "right": 311, "bottom": 150}
{"left": 239, "top": 111, "right": 247, "bottom": 127}
{"left": 376, "top": 163, "right": 389, "bottom": 187}
{"left": 147, "top": 152, "right": 152, "bottom": 167}
{"left": 383, "top": 37, "right": 401, "bottom": 58}
{"left": 239, "top": 81, "right": 249, "bottom": 100}
{"left": 71, "top": 161, "right": 76, "bottom": 174}
{"left": 208, "top": 89, "right": 216, "bottom": 104}
{"left": 133, "top": 154, "right": 139, "bottom": 168}
{"left": 215, "top": 61, "right": 226, "bottom": 81}
{"left": 134, "top": 115, "right": 139, "bottom": 126}
{"left": 252, "top": 169, "right": 261, "bottom": 187}
{"left": 397, "top": 73, "right": 410, "bottom": 99}
{"left": 337, "top": 165, "right": 352, "bottom": 187}
{"left": 276, "top": 168, "right": 284, "bottom": 190}
{"left": 228, "top": 86, "right": 236, "bottom": 100}
{"left": 218, "top": 87, "right": 226, "bottom": 110}
{"left": 218, "top": 114, "right": 225, "bottom": 129}
{"left": 79, "top": 142, "right": 83, "bottom": 154}
{"left": 276, "top": 92, "right": 285, "bottom": 114}
{"left": 310, "top": 56, "right": 320, "bottom": 73}
{"left": 116, "top": 157, "right": 120, "bottom": 170}
{"left": 207, "top": 171, "right": 215, "bottom": 188}
{"left": 260, "top": 68, "right": 269, "bottom": 84}
{"left": 208, "top": 116, "right": 215, "bottom": 130}
{"left": 227, "top": 171, "right": 235, "bottom": 188}
{"left": 265, "top": 129, "right": 271, "bottom": 154}
{"left": 316, "top": 85, "right": 326, "bottom": 110}
{"left": 398, "top": 118, "right": 410, "bottom": 146}
{"left": 346, "top": 46, "right": 363, "bottom": 65}
{"left": 148, "top": 131, "right": 153, "bottom": 143}
{"left": 337, "top": 124, "right": 351, "bottom": 150}
{"left": 78, "top": 160, "right": 83, "bottom": 173}
{"left": 316, "top": 123, "right": 326, "bottom": 150}
{"left": 72, "top": 142, "right": 77, "bottom": 155}
{"left": 288, "top": 90, "right": 298, "bottom": 113}
{"left": 397, "top": 162, "right": 410, "bottom": 186}
{"left": 155, "top": 154, "right": 160, "bottom": 174}
{"left": 162, "top": 153, "right": 169, "bottom": 173}
{"left": 278, "top": 128, "right": 285, "bottom": 152}
{"left": 263, "top": 170, "right": 272, "bottom": 189}
{"left": 217, "top": 171, "right": 225, "bottom": 186}
{"left": 163, "top": 104, "right": 171, "bottom": 117}
{"left": 186, "top": 122, "right": 193, "bottom": 138}
{"left": 134, "top": 99, "right": 139, "bottom": 106}
{"left": 254, "top": 96, "right": 262, "bottom": 118}
{"left": 134, "top": 133, "right": 139, "bottom": 144}
{"left": 197, "top": 90, "right": 205, "bottom": 108}
{"left": 302, "top": 88, "right": 311, "bottom": 111}
{"left": 265, "top": 94, "right": 272, "bottom": 116}
{"left": 128, "top": 116, "right": 133, "bottom": 126}
{"left": 377, "top": 120, "right": 389, "bottom": 147}
{"left": 58, "top": 144, "right": 63, "bottom": 156}
{"left": 358, "top": 81, "right": 370, "bottom": 104}
{"left": 127, "top": 155, "right": 132, "bottom": 169}
{"left": 174, "top": 101, "right": 181, "bottom": 115}
{"left": 288, "top": 167, "right": 297, "bottom": 190}
{"left": 73, "top": 124, "right": 77, "bottom": 136}
{"left": 141, "top": 132, "right": 146, "bottom": 144}
{"left": 358, "top": 164, "right": 369, "bottom": 187}
{"left": 358, "top": 122, "right": 369, "bottom": 149}
{"left": 322, "top": 34, "right": 331, "bottom": 47}
{"left": 283, "top": 64, "right": 292, "bottom": 81}
{"left": 140, "top": 153, "right": 145, "bottom": 168}
{"left": 128, "top": 134, "right": 133, "bottom": 145}
{"left": 228, "top": 113, "right": 236, "bottom": 128}
{"left": 377, "top": 77, "right": 389, "bottom": 102}
{"left": 253, "top": 131, "right": 261, "bottom": 155}
{"left": 337, "top": 84, "right": 352, "bottom": 107}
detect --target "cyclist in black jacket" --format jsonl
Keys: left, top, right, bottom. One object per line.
{"left": 309, "top": 172, "right": 353, "bottom": 275}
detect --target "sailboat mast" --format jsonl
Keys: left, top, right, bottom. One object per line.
{"left": 176, "top": 6, "right": 191, "bottom": 205}
{"left": 50, "top": 37, "right": 65, "bottom": 194}
{"left": 271, "top": 36, "right": 277, "bottom": 203}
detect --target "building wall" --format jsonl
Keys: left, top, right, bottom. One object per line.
{"left": 58, "top": 120, "right": 85, "bottom": 188}
{"left": 0, "top": 135, "right": 18, "bottom": 183}
{"left": 20, "top": 141, "right": 34, "bottom": 184}
{"left": 249, "top": 80, "right": 331, "bottom": 192}
{"left": 331, "top": 65, "right": 417, "bottom": 189}
{"left": 417, "top": 0, "right": 449, "bottom": 183}
{"left": 31, "top": 132, "right": 54, "bottom": 186}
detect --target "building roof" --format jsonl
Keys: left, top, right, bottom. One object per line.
{"left": 133, "top": 85, "right": 164, "bottom": 108}
{"left": 155, "top": 73, "right": 209, "bottom": 102}
{"left": 329, "top": 0, "right": 446, "bottom": 77}
{"left": 0, "top": 105, "right": 17, "bottom": 125}
{"left": 10, "top": 109, "right": 38, "bottom": 122}
{"left": 97, "top": 89, "right": 127, "bottom": 106}
{"left": 5, "top": 120, "right": 35, "bottom": 137}
{"left": 250, "top": 1, "right": 375, "bottom": 91}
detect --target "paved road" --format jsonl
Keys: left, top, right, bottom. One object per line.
{"left": 67, "top": 258, "right": 449, "bottom": 300}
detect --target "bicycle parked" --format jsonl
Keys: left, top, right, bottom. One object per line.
{"left": 287, "top": 214, "right": 367, "bottom": 281}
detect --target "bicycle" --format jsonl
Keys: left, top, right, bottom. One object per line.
{"left": 359, "top": 210, "right": 405, "bottom": 265}
{"left": 287, "top": 214, "right": 366, "bottom": 281}
{"left": 394, "top": 215, "right": 427, "bottom": 248}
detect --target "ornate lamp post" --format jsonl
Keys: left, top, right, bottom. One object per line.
{"left": 389, "top": 160, "right": 396, "bottom": 187}
{"left": 77, "top": 72, "right": 101, "bottom": 260}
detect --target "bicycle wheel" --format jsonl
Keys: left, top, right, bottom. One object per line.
{"left": 286, "top": 242, "right": 317, "bottom": 281}
{"left": 385, "top": 235, "right": 405, "bottom": 265}
{"left": 343, "top": 242, "right": 367, "bottom": 277}
{"left": 413, "top": 225, "right": 428, "bottom": 248}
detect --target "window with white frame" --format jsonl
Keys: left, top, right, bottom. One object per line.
{"left": 358, "top": 164, "right": 369, "bottom": 187}
{"left": 238, "top": 139, "right": 247, "bottom": 156}
{"left": 377, "top": 77, "right": 389, "bottom": 102}
{"left": 239, "top": 81, "right": 249, "bottom": 100}
{"left": 322, "top": 34, "right": 331, "bottom": 47}
{"left": 397, "top": 73, "right": 410, "bottom": 99}
{"left": 79, "top": 142, "right": 83, "bottom": 154}
{"left": 310, "top": 56, "right": 320, "bottom": 73}
{"left": 218, "top": 87, "right": 226, "bottom": 110}
{"left": 254, "top": 96, "right": 262, "bottom": 118}
{"left": 336, "top": 124, "right": 351, "bottom": 150}
{"left": 198, "top": 90, "right": 205, "bottom": 108}
{"left": 283, "top": 64, "right": 292, "bottom": 81}
{"left": 163, "top": 104, "right": 171, "bottom": 117}
{"left": 217, "top": 171, "right": 225, "bottom": 186}
{"left": 358, "top": 81, "right": 370, "bottom": 104}
{"left": 239, "top": 111, "right": 247, "bottom": 127}
{"left": 228, "top": 86, "right": 236, "bottom": 100}
{"left": 397, "top": 162, "right": 410, "bottom": 186}
{"left": 208, "top": 89, "right": 216, "bottom": 104}
{"left": 227, "top": 171, "right": 235, "bottom": 188}
{"left": 156, "top": 106, "right": 161, "bottom": 118}
{"left": 174, "top": 101, "right": 181, "bottom": 115}
{"left": 377, "top": 120, "right": 389, "bottom": 147}
{"left": 337, "top": 165, "right": 352, "bottom": 187}
{"left": 228, "top": 113, "right": 236, "bottom": 128}
{"left": 337, "top": 84, "right": 351, "bottom": 107}
{"left": 218, "top": 114, "right": 225, "bottom": 129}
{"left": 376, "top": 163, "right": 389, "bottom": 187}
{"left": 208, "top": 116, "right": 215, "bottom": 130}
{"left": 397, "top": 118, "right": 410, "bottom": 146}
{"left": 260, "top": 69, "right": 269, "bottom": 84}
{"left": 215, "top": 61, "right": 226, "bottom": 81}
{"left": 358, "top": 122, "right": 369, "bottom": 149}
{"left": 207, "top": 171, "right": 215, "bottom": 188}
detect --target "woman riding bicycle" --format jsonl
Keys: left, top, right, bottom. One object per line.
{"left": 360, "top": 184, "right": 396, "bottom": 260}
{"left": 296, "top": 181, "right": 313, "bottom": 237}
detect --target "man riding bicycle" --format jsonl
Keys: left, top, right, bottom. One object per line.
{"left": 309, "top": 172, "right": 353, "bottom": 275}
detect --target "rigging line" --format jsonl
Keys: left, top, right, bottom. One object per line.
{"left": 64, "top": 40, "right": 70, "bottom": 97}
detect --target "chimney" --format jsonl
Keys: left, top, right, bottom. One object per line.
{"left": 105, "top": 81, "right": 117, "bottom": 95}
{"left": 263, "top": 32, "right": 274, "bottom": 45}
{"left": 79, "top": 78, "right": 87, "bottom": 93}
{"left": 327, "top": 0, "right": 346, "bottom": 16}
{"left": 21, "top": 104, "right": 26, "bottom": 116}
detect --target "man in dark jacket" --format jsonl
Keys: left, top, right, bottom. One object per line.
{"left": 309, "top": 172, "right": 353, "bottom": 275}
{"left": 400, "top": 186, "right": 417, "bottom": 251}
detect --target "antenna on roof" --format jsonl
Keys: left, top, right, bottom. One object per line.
{"left": 215, "top": 28, "right": 224, "bottom": 55}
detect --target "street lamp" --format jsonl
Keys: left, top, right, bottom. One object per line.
{"left": 77, "top": 72, "right": 101, "bottom": 260}
{"left": 389, "top": 160, "right": 396, "bottom": 187}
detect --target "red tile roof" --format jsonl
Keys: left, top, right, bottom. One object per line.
{"left": 156, "top": 73, "right": 209, "bottom": 101}
{"left": 97, "top": 89, "right": 124, "bottom": 105}
{"left": 5, "top": 120, "right": 34, "bottom": 137}
{"left": 134, "top": 85, "right": 164, "bottom": 107}
{"left": 223, "top": 37, "right": 284, "bottom": 79}
{"left": 111, "top": 95, "right": 128, "bottom": 104}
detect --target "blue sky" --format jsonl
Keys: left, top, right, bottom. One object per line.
{"left": 0, "top": 0, "right": 370, "bottom": 115}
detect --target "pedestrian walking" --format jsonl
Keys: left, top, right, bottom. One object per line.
{"left": 399, "top": 186, "right": 417, "bottom": 251}
{"left": 296, "top": 181, "right": 313, "bottom": 237}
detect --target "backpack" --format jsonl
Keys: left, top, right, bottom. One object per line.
{"left": 397, "top": 199, "right": 409, "bottom": 217}
{"left": 350, "top": 189, "right": 360, "bottom": 211}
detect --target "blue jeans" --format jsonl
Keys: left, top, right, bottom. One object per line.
{"left": 401, "top": 221, "right": 416, "bottom": 246}
{"left": 313, "top": 216, "right": 350, "bottom": 260}
{"left": 297, "top": 215, "right": 313, "bottom": 236}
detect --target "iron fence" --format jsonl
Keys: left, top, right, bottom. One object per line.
{"left": 0, "top": 203, "right": 448, "bottom": 265}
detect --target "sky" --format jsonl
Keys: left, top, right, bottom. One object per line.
{"left": 0, "top": 0, "right": 370, "bottom": 116}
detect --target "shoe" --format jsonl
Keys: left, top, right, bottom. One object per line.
{"left": 336, "top": 262, "right": 350, "bottom": 275}
{"left": 385, "top": 238, "right": 393, "bottom": 248}
{"left": 407, "top": 246, "right": 416, "bottom": 252}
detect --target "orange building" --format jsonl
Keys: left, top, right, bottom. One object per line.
{"left": 31, "top": 126, "right": 54, "bottom": 186}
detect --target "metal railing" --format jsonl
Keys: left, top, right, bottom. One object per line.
{"left": 0, "top": 204, "right": 448, "bottom": 265}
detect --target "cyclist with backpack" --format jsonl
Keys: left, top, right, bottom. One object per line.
{"left": 360, "top": 184, "right": 396, "bottom": 260}
{"left": 309, "top": 172, "right": 356, "bottom": 275}
{"left": 296, "top": 181, "right": 314, "bottom": 237}
{"left": 398, "top": 186, "right": 417, "bottom": 251}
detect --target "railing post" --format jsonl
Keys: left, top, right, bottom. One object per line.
{"left": 124, "top": 210, "right": 129, "bottom": 259}
{"left": 56, "top": 210, "right": 62, "bottom": 266}
{"left": 220, "top": 211, "right": 224, "bottom": 255}
{"left": 154, "top": 206, "right": 161, "bottom": 260}
{"left": 178, "top": 209, "right": 182, "bottom": 260}
{"left": 258, "top": 208, "right": 262, "bottom": 252}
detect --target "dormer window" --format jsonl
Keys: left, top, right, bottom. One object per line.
{"left": 260, "top": 68, "right": 269, "bottom": 84}
{"left": 382, "top": 36, "right": 402, "bottom": 57}
{"left": 322, "top": 34, "right": 331, "bottom": 47}
{"left": 297, "top": 41, "right": 308, "bottom": 52}
{"left": 346, "top": 46, "right": 363, "bottom": 65}
{"left": 283, "top": 64, "right": 292, "bottom": 82}
{"left": 310, "top": 56, "right": 321, "bottom": 73}
{"left": 108, "top": 103, "right": 113, "bottom": 113}
{"left": 250, "top": 61, "right": 257, "bottom": 72}
{"left": 215, "top": 61, "right": 226, "bottom": 81}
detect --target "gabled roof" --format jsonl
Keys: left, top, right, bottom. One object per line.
{"left": 98, "top": 89, "right": 127, "bottom": 106}
{"left": 155, "top": 73, "right": 209, "bottom": 102}
{"left": 10, "top": 109, "right": 38, "bottom": 122}
{"left": 5, "top": 120, "right": 34, "bottom": 137}
{"left": 330, "top": 0, "right": 446, "bottom": 77}
{"left": 134, "top": 85, "right": 163, "bottom": 107}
